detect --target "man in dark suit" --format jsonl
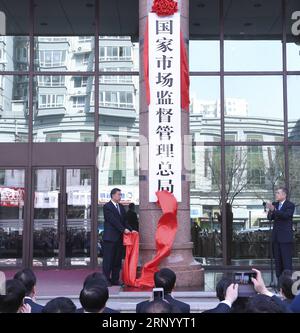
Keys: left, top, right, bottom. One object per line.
{"left": 266, "top": 187, "right": 295, "bottom": 279}
{"left": 102, "top": 188, "right": 132, "bottom": 286}
{"left": 13, "top": 268, "right": 44, "bottom": 313}
{"left": 136, "top": 268, "right": 190, "bottom": 313}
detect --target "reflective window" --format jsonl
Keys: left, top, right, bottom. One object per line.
{"left": 0, "top": 169, "right": 25, "bottom": 267}
{"left": 286, "top": 0, "right": 300, "bottom": 71}
{"left": 191, "top": 146, "right": 222, "bottom": 265}
{"left": 225, "top": 146, "right": 287, "bottom": 263}
{"left": 190, "top": 76, "right": 221, "bottom": 142}
{"left": 189, "top": 0, "right": 219, "bottom": 71}
{"left": 99, "top": 37, "right": 139, "bottom": 72}
{"left": 287, "top": 76, "right": 300, "bottom": 141}
{"left": 224, "top": 41, "right": 282, "bottom": 71}
{"left": 224, "top": 76, "right": 284, "bottom": 142}
{"left": 0, "top": 75, "right": 29, "bottom": 142}
{"left": 289, "top": 147, "right": 300, "bottom": 219}
{"left": 33, "top": 75, "right": 94, "bottom": 142}
{"left": 224, "top": 0, "right": 282, "bottom": 71}
{"left": 34, "top": 37, "right": 95, "bottom": 72}
{"left": 0, "top": 36, "right": 29, "bottom": 71}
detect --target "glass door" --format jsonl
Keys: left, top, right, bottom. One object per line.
{"left": 33, "top": 169, "right": 61, "bottom": 267}
{"left": 0, "top": 169, "right": 25, "bottom": 267}
{"left": 65, "top": 168, "right": 92, "bottom": 267}
{"left": 32, "top": 167, "right": 92, "bottom": 268}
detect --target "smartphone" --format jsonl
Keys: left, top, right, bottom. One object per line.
{"left": 152, "top": 287, "right": 164, "bottom": 300}
{"left": 233, "top": 272, "right": 257, "bottom": 297}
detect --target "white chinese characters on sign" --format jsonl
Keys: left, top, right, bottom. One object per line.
{"left": 148, "top": 12, "right": 182, "bottom": 202}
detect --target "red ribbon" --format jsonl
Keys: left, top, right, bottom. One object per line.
{"left": 122, "top": 190, "right": 178, "bottom": 288}
{"left": 143, "top": 17, "right": 190, "bottom": 111}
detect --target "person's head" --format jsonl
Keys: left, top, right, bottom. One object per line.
{"left": 128, "top": 203, "right": 135, "bottom": 211}
{"left": 143, "top": 299, "right": 174, "bottom": 313}
{"left": 245, "top": 294, "right": 287, "bottom": 313}
{"left": 110, "top": 188, "right": 122, "bottom": 203}
{"left": 83, "top": 272, "right": 108, "bottom": 288}
{"left": 79, "top": 285, "right": 109, "bottom": 313}
{"left": 0, "top": 279, "right": 26, "bottom": 313}
{"left": 14, "top": 268, "right": 37, "bottom": 297}
{"left": 279, "top": 270, "right": 295, "bottom": 300}
{"left": 42, "top": 297, "right": 76, "bottom": 313}
{"left": 154, "top": 268, "right": 176, "bottom": 294}
{"left": 275, "top": 187, "right": 288, "bottom": 202}
{"left": 216, "top": 277, "right": 233, "bottom": 302}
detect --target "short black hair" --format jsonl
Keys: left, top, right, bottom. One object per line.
{"left": 216, "top": 277, "right": 233, "bottom": 301}
{"left": 0, "top": 279, "right": 26, "bottom": 313}
{"left": 154, "top": 268, "right": 176, "bottom": 294}
{"left": 79, "top": 285, "right": 109, "bottom": 313}
{"left": 128, "top": 203, "right": 135, "bottom": 210}
{"left": 279, "top": 271, "right": 295, "bottom": 300}
{"left": 143, "top": 299, "right": 173, "bottom": 313}
{"left": 277, "top": 186, "right": 289, "bottom": 197}
{"left": 110, "top": 188, "right": 121, "bottom": 198}
{"left": 245, "top": 294, "right": 286, "bottom": 313}
{"left": 83, "top": 272, "right": 108, "bottom": 288}
{"left": 42, "top": 297, "right": 76, "bottom": 313}
{"left": 14, "top": 268, "right": 37, "bottom": 296}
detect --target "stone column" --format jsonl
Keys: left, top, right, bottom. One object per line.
{"left": 139, "top": 0, "right": 204, "bottom": 288}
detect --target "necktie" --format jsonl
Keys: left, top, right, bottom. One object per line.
{"left": 278, "top": 203, "right": 282, "bottom": 210}
{"left": 116, "top": 203, "right": 121, "bottom": 215}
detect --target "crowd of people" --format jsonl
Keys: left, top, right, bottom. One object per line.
{"left": 0, "top": 267, "right": 300, "bottom": 313}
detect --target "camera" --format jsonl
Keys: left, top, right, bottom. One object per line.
{"left": 152, "top": 287, "right": 164, "bottom": 300}
{"left": 233, "top": 272, "right": 257, "bottom": 297}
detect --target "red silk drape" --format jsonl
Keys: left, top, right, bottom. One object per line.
{"left": 143, "top": 17, "right": 190, "bottom": 111}
{"left": 122, "top": 190, "right": 178, "bottom": 288}
{"left": 122, "top": 232, "right": 139, "bottom": 287}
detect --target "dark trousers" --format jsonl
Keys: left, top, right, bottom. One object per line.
{"left": 272, "top": 241, "right": 293, "bottom": 278}
{"left": 102, "top": 239, "right": 123, "bottom": 283}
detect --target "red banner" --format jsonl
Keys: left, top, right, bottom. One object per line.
{"left": 0, "top": 187, "right": 25, "bottom": 207}
{"left": 122, "top": 190, "right": 178, "bottom": 288}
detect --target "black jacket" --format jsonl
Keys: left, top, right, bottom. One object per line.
{"left": 202, "top": 302, "right": 231, "bottom": 313}
{"left": 126, "top": 210, "right": 139, "bottom": 231}
{"left": 136, "top": 294, "right": 190, "bottom": 313}
{"left": 268, "top": 200, "right": 295, "bottom": 243}
{"left": 76, "top": 307, "right": 119, "bottom": 313}
{"left": 103, "top": 201, "right": 131, "bottom": 242}
{"left": 24, "top": 298, "right": 44, "bottom": 313}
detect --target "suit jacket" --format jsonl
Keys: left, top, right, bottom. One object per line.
{"left": 202, "top": 302, "right": 231, "bottom": 313}
{"left": 24, "top": 297, "right": 44, "bottom": 313}
{"left": 136, "top": 294, "right": 190, "bottom": 313}
{"left": 76, "top": 307, "right": 120, "bottom": 313}
{"left": 268, "top": 200, "right": 295, "bottom": 243}
{"left": 290, "top": 293, "right": 300, "bottom": 313}
{"left": 103, "top": 201, "right": 131, "bottom": 242}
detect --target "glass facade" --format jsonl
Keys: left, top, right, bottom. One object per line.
{"left": 189, "top": 0, "right": 300, "bottom": 266}
{"left": 0, "top": 0, "right": 299, "bottom": 269}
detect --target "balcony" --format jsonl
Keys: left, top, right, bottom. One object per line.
{"left": 36, "top": 106, "right": 66, "bottom": 117}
